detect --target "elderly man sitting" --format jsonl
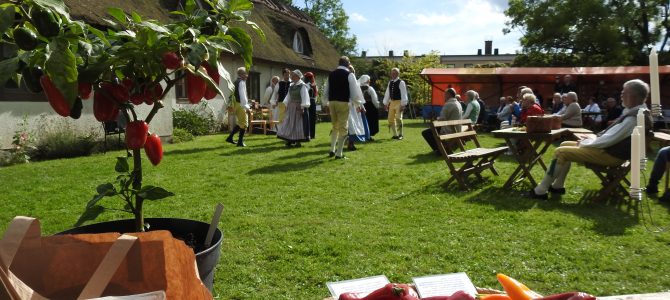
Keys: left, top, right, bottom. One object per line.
{"left": 529, "top": 79, "right": 652, "bottom": 199}
{"left": 422, "top": 88, "right": 462, "bottom": 153}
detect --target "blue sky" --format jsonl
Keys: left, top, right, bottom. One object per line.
{"left": 297, "top": 0, "right": 523, "bottom": 56}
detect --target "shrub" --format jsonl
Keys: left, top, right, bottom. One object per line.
{"left": 32, "top": 118, "right": 98, "bottom": 160}
{"left": 172, "top": 127, "right": 194, "bottom": 143}
{"left": 173, "top": 104, "right": 217, "bottom": 136}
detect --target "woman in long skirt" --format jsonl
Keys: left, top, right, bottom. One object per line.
{"left": 277, "top": 69, "right": 310, "bottom": 147}
{"left": 303, "top": 72, "right": 318, "bottom": 139}
{"left": 359, "top": 75, "right": 379, "bottom": 140}
{"left": 347, "top": 101, "right": 369, "bottom": 150}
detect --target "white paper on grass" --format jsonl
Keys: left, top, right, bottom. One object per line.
{"left": 326, "top": 275, "right": 390, "bottom": 299}
{"left": 412, "top": 272, "right": 477, "bottom": 298}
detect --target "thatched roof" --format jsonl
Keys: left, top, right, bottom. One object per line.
{"left": 1, "top": 0, "right": 340, "bottom": 72}
{"left": 243, "top": 0, "right": 341, "bottom": 72}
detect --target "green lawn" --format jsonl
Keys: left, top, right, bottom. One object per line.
{"left": 2, "top": 119, "right": 670, "bottom": 299}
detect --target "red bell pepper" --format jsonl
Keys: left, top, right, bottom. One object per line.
{"left": 496, "top": 274, "right": 543, "bottom": 300}
{"left": 479, "top": 295, "right": 512, "bottom": 300}
{"left": 93, "top": 86, "right": 119, "bottom": 122}
{"left": 121, "top": 78, "right": 134, "bottom": 90}
{"left": 40, "top": 75, "right": 71, "bottom": 117}
{"left": 78, "top": 82, "right": 92, "bottom": 99}
{"left": 144, "top": 133, "right": 163, "bottom": 166}
{"left": 100, "top": 81, "right": 129, "bottom": 104}
{"left": 186, "top": 71, "right": 206, "bottom": 104}
{"left": 130, "top": 92, "right": 145, "bottom": 105}
{"left": 143, "top": 83, "right": 163, "bottom": 105}
{"left": 162, "top": 52, "right": 182, "bottom": 70}
{"left": 421, "top": 290, "right": 475, "bottom": 300}
{"left": 203, "top": 62, "right": 220, "bottom": 100}
{"left": 125, "top": 121, "right": 149, "bottom": 150}
{"left": 338, "top": 283, "right": 412, "bottom": 300}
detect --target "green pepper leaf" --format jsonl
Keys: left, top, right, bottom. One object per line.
{"left": 33, "top": 0, "right": 71, "bottom": 21}
{"left": 45, "top": 38, "right": 78, "bottom": 108}
{"left": 140, "top": 21, "right": 169, "bottom": 34}
{"left": 74, "top": 205, "right": 105, "bottom": 227}
{"left": 187, "top": 42, "right": 208, "bottom": 67}
{"left": 0, "top": 4, "right": 16, "bottom": 37}
{"left": 138, "top": 185, "right": 174, "bottom": 200}
{"left": 228, "top": 0, "right": 254, "bottom": 14}
{"left": 226, "top": 27, "right": 253, "bottom": 69}
{"left": 0, "top": 57, "right": 20, "bottom": 87}
{"left": 130, "top": 11, "right": 142, "bottom": 23}
{"left": 115, "top": 156, "right": 129, "bottom": 173}
{"left": 95, "top": 182, "right": 117, "bottom": 197}
{"left": 87, "top": 25, "right": 110, "bottom": 47}
{"left": 107, "top": 7, "right": 128, "bottom": 26}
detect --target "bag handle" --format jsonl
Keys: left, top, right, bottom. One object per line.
{"left": 0, "top": 217, "right": 41, "bottom": 270}
{"left": 78, "top": 234, "right": 138, "bottom": 299}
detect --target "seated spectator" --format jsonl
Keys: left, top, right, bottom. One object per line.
{"left": 559, "top": 92, "right": 582, "bottom": 128}
{"left": 519, "top": 93, "right": 544, "bottom": 125}
{"left": 462, "top": 90, "right": 481, "bottom": 124}
{"left": 422, "top": 88, "right": 463, "bottom": 153}
{"left": 529, "top": 79, "right": 651, "bottom": 199}
{"left": 604, "top": 97, "right": 623, "bottom": 126}
{"left": 647, "top": 146, "right": 670, "bottom": 202}
{"left": 583, "top": 96, "right": 602, "bottom": 127}
{"left": 496, "top": 97, "right": 506, "bottom": 115}
{"left": 497, "top": 96, "right": 521, "bottom": 126}
{"left": 550, "top": 92, "right": 564, "bottom": 114}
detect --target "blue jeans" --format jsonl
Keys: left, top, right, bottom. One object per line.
{"left": 648, "top": 146, "right": 670, "bottom": 190}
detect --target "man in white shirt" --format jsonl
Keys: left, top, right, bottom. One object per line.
{"left": 323, "top": 56, "right": 365, "bottom": 159}
{"left": 383, "top": 68, "right": 408, "bottom": 140}
{"left": 529, "top": 79, "right": 652, "bottom": 199}
{"left": 226, "top": 67, "right": 251, "bottom": 147}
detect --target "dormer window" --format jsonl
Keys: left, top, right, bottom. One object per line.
{"left": 292, "top": 31, "right": 305, "bottom": 54}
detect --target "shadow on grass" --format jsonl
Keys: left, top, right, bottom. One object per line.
{"left": 227, "top": 145, "right": 287, "bottom": 156}
{"left": 247, "top": 156, "right": 327, "bottom": 175}
{"left": 403, "top": 122, "right": 430, "bottom": 129}
{"left": 276, "top": 149, "right": 330, "bottom": 159}
{"left": 164, "top": 145, "right": 226, "bottom": 155}
{"left": 407, "top": 152, "right": 442, "bottom": 165}
{"left": 467, "top": 186, "right": 639, "bottom": 236}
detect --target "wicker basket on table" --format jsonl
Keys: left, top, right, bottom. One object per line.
{"left": 526, "top": 115, "right": 554, "bottom": 133}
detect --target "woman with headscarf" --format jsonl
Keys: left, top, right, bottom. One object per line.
{"left": 346, "top": 65, "right": 369, "bottom": 150}
{"left": 303, "top": 72, "right": 318, "bottom": 139}
{"left": 277, "top": 69, "right": 311, "bottom": 147}
{"left": 262, "top": 76, "right": 280, "bottom": 125}
{"left": 359, "top": 74, "right": 379, "bottom": 141}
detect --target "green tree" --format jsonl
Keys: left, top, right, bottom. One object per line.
{"left": 504, "top": 0, "right": 668, "bottom": 66}
{"left": 301, "top": 0, "right": 357, "bottom": 55}
{"left": 353, "top": 51, "right": 443, "bottom": 106}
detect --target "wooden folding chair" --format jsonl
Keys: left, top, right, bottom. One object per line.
{"left": 431, "top": 119, "right": 508, "bottom": 189}
{"left": 583, "top": 161, "right": 631, "bottom": 203}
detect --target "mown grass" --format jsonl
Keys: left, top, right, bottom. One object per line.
{"left": 1, "top": 119, "right": 670, "bottom": 299}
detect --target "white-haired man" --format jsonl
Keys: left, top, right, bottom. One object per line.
{"left": 559, "top": 91, "right": 582, "bottom": 128}
{"left": 529, "top": 79, "right": 652, "bottom": 199}
{"left": 383, "top": 67, "right": 408, "bottom": 140}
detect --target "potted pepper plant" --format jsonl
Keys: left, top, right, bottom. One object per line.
{"left": 0, "top": 0, "right": 263, "bottom": 290}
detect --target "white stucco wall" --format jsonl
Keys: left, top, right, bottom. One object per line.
{"left": 171, "top": 57, "right": 330, "bottom": 125}
{"left": 0, "top": 84, "right": 174, "bottom": 150}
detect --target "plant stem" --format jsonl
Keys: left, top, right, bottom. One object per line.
{"left": 132, "top": 147, "right": 144, "bottom": 232}
{"left": 145, "top": 100, "right": 164, "bottom": 124}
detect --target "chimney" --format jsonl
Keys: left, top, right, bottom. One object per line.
{"left": 494, "top": 48, "right": 499, "bottom": 55}
{"left": 361, "top": 50, "right": 367, "bottom": 58}
{"left": 388, "top": 50, "right": 394, "bottom": 57}
{"left": 477, "top": 49, "right": 482, "bottom": 56}
{"left": 485, "top": 40, "right": 492, "bottom": 55}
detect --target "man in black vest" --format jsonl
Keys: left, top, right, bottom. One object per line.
{"left": 323, "top": 56, "right": 364, "bottom": 159}
{"left": 529, "top": 79, "right": 652, "bottom": 199}
{"left": 226, "top": 67, "right": 250, "bottom": 147}
{"left": 382, "top": 68, "right": 408, "bottom": 139}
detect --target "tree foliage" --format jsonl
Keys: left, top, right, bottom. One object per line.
{"left": 504, "top": 0, "right": 670, "bottom": 66}
{"left": 352, "top": 51, "right": 444, "bottom": 105}
{"left": 301, "top": 0, "right": 357, "bottom": 56}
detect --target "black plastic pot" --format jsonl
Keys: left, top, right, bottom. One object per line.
{"left": 58, "top": 218, "right": 223, "bottom": 292}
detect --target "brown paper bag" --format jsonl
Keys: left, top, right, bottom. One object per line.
{"left": 0, "top": 217, "right": 212, "bottom": 299}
